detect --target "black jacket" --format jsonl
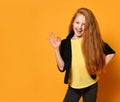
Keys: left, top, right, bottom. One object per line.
{"left": 58, "top": 36, "right": 115, "bottom": 84}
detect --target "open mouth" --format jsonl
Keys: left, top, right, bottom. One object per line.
{"left": 76, "top": 29, "right": 83, "bottom": 34}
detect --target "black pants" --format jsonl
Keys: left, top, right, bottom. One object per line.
{"left": 63, "top": 83, "right": 98, "bottom": 102}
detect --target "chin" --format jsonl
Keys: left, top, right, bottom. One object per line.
{"left": 76, "top": 34, "right": 82, "bottom": 37}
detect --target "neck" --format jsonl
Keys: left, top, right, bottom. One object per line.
{"left": 72, "top": 35, "right": 83, "bottom": 40}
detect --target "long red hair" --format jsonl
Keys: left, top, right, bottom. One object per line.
{"left": 68, "top": 8, "right": 105, "bottom": 75}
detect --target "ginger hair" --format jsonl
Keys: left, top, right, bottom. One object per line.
{"left": 68, "top": 8, "right": 105, "bottom": 74}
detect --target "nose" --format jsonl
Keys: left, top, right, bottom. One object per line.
{"left": 78, "top": 24, "right": 82, "bottom": 29}
{"left": 79, "top": 23, "right": 84, "bottom": 29}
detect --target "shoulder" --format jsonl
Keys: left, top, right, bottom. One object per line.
{"left": 103, "top": 42, "right": 115, "bottom": 55}
{"left": 61, "top": 38, "right": 71, "bottom": 45}
{"left": 60, "top": 38, "right": 71, "bottom": 52}
{"left": 61, "top": 38, "right": 70, "bottom": 42}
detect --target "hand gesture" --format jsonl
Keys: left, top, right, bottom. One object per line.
{"left": 49, "top": 33, "right": 61, "bottom": 50}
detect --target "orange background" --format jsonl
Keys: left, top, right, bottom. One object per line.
{"left": 0, "top": 0, "right": 120, "bottom": 102}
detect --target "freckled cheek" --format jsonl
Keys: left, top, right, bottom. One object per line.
{"left": 82, "top": 25, "right": 85, "bottom": 30}
{"left": 73, "top": 24, "right": 80, "bottom": 29}
{"left": 72, "top": 24, "right": 76, "bottom": 30}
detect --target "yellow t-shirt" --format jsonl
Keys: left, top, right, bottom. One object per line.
{"left": 69, "top": 38, "right": 98, "bottom": 89}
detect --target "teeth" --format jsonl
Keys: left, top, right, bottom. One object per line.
{"left": 75, "top": 28, "right": 83, "bottom": 34}
{"left": 77, "top": 29, "right": 82, "bottom": 32}
{"left": 77, "top": 30, "right": 82, "bottom": 32}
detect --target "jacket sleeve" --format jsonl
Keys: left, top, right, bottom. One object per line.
{"left": 58, "top": 39, "right": 71, "bottom": 72}
{"left": 103, "top": 42, "right": 115, "bottom": 55}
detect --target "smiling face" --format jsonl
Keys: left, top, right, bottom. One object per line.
{"left": 72, "top": 13, "right": 86, "bottom": 39}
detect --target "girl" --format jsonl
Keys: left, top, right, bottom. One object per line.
{"left": 49, "top": 8, "right": 115, "bottom": 102}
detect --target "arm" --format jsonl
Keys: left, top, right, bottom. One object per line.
{"left": 54, "top": 49, "right": 65, "bottom": 71}
{"left": 103, "top": 42, "right": 116, "bottom": 67}
{"left": 49, "top": 33, "right": 65, "bottom": 71}
{"left": 105, "top": 53, "right": 115, "bottom": 65}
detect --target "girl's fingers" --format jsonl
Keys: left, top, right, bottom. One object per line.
{"left": 57, "top": 36, "right": 61, "bottom": 41}
{"left": 49, "top": 33, "right": 55, "bottom": 43}
{"left": 49, "top": 33, "right": 54, "bottom": 40}
{"left": 49, "top": 33, "right": 61, "bottom": 48}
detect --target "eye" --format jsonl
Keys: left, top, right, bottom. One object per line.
{"left": 76, "top": 21, "right": 80, "bottom": 24}
{"left": 82, "top": 23, "right": 85, "bottom": 26}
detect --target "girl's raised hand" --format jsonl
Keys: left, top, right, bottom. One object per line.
{"left": 49, "top": 33, "right": 61, "bottom": 50}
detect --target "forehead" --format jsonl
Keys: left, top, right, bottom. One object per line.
{"left": 74, "top": 13, "right": 86, "bottom": 22}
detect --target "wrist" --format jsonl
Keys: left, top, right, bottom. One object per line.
{"left": 54, "top": 48, "right": 60, "bottom": 54}
{"left": 54, "top": 47, "right": 60, "bottom": 51}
